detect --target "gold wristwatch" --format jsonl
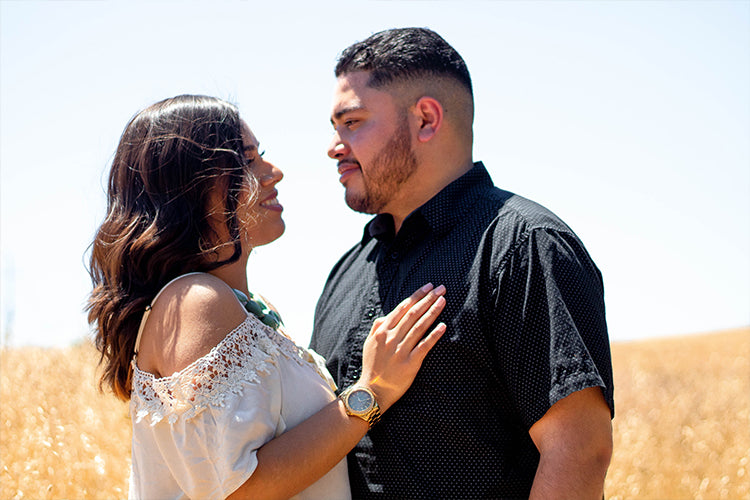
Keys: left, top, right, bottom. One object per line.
{"left": 339, "top": 385, "right": 381, "bottom": 427}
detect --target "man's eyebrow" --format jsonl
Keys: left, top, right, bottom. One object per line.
{"left": 331, "top": 105, "right": 365, "bottom": 124}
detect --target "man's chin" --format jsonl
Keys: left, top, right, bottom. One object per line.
{"left": 345, "top": 192, "right": 377, "bottom": 215}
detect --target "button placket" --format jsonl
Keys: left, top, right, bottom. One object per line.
{"left": 345, "top": 283, "right": 382, "bottom": 384}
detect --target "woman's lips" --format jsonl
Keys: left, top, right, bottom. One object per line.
{"left": 259, "top": 191, "right": 282, "bottom": 211}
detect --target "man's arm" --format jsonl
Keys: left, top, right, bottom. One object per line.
{"left": 528, "top": 386, "right": 613, "bottom": 500}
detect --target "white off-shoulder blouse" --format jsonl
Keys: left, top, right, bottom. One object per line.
{"left": 128, "top": 308, "right": 350, "bottom": 499}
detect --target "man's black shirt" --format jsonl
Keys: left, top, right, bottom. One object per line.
{"left": 310, "top": 162, "right": 614, "bottom": 499}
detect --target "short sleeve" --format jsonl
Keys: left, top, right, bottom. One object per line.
{"left": 167, "top": 361, "right": 282, "bottom": 499}
{"left": 129, "top": 317, "right": 293, "bottom": 500}
{"left": 492, "top": 227, "right": 614, "bottom": 429}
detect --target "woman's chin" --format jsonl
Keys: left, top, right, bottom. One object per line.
{"left": 247, "top": 221, "right": 286, "bottom": 248}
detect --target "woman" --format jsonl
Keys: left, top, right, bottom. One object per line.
{"left": 87, "top": 95, "right": 446, "bottom": 499}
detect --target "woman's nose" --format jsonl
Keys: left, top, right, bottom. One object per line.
{"left": 259, "top": 162, "right": 283, "bottom": 187}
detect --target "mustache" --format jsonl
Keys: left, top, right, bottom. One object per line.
{"left": 337, "top": 158, "right": 360, "bottom": 167}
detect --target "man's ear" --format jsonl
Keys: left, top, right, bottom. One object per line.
{"left": 413, "top": 96, "right": 444, "bottom": 143}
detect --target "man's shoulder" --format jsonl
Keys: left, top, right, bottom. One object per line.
{"left": 473, "top": 186, "right": 574, "bottom": 238}
{"left": 459, "top": 163, "right": 573, "bottom": 234}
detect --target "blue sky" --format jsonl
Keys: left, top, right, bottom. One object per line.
{"left": 1, "top": 0, "right": 748, "bottom": 348}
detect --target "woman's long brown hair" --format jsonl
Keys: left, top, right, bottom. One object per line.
{"left": 87, "top": 95, "right": 253, "bottom": 400}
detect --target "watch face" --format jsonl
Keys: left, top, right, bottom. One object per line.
{"left": 348, "top": 389, "right": 374, "bottom": 412}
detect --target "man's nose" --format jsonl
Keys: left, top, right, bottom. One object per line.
{"left": 328, "top": 134, "right": 349, "bottom": 159}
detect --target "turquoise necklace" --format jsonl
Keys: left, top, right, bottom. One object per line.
{"left": 232, "top": 289, "right": 283, "bottom": 331}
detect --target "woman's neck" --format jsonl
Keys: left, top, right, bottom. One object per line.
{"left": 208, "top": 256, "right": 250, "bottom": 296}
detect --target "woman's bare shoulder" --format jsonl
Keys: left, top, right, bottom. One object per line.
{"left": 137, "top": 273, "right": 248, "bottom": 377}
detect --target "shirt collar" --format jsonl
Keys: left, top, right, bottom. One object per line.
{"left": 365, "top": 212, "right": 396, "bottom": 243}
{"left": 361, "top": 162, "right": 492, "bottom": 245}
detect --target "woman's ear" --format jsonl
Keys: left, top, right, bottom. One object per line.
{"left": 413, "top": 96, "right": 444, "bottom": 143}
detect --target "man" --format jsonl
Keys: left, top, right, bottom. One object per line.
{"left": 310, "top": 27, "right": 614, "bottom": 499}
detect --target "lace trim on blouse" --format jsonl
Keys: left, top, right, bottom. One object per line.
{"left": 131, "top": 314, "right": 308, "bottom": 425}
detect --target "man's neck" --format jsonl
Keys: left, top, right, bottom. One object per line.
{"left": 389, "top": 159, "right": 474, "bottom": 234}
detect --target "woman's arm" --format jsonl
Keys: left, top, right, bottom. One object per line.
{"left": 140, "top": 274, "right": 445, "bottom": 499}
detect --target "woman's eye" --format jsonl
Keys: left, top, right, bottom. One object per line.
{"left": 245, "top": 150, "right": 265, "bottom": 165}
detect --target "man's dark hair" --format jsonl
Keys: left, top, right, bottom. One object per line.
{"left": 335, "top": 27, "right": 473, "bottom": 97}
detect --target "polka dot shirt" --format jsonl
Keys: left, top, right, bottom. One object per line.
{"left": 310, "top": 162, "right": 614, "bottom": 499}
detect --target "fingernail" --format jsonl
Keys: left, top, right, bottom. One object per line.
{"left": 421, "top": 283, "right": 434, "bottom": 293}
{"left": 433, "top": 284, "right": 446, "bottom": 295}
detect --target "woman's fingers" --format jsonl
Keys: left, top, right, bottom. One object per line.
{"left": 410, "top": 322, "right": 447, "bottom": 361}
{"left": 382, "top": 283, "right": 434, "bottom": 330}
{"left": 369, "top": 283, "right": 446, "bottom": 357}
{"left": 392, "top": 285, "right": 446, "bottom": 339}
{"left": 399, "top": 293, "right": 446, "bottom": 352}
{"left": 368, "top": 317, "right": 386, "bottom": 336}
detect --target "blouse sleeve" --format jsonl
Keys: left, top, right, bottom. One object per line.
{"left": 160, "top": 361, "right": 282, "bottom": 499}
{"left": 130, "top": 317, "right": 288, "bottom": 500}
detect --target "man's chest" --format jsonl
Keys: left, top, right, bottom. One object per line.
{"left": 312, "top": 231, "right": 499, "bottom": 387}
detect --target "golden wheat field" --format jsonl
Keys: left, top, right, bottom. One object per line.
{"left": 1, "top": 328, "right": 748, "bottom": 500}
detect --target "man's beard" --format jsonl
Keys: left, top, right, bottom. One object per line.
{"left": 346, "top": 117, "right": 418, "bottom": 215}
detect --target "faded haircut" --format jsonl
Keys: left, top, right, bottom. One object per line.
{"left": 335, "top": 27, "right": 473, "bottom": 98}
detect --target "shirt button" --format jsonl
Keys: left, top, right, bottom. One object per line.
{"left": 390, "top": 251, "right": 399, "bottom": 260}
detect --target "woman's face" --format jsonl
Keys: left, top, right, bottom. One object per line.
{"left": 237, "top": 120, "right": 285, "bottom": 249}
